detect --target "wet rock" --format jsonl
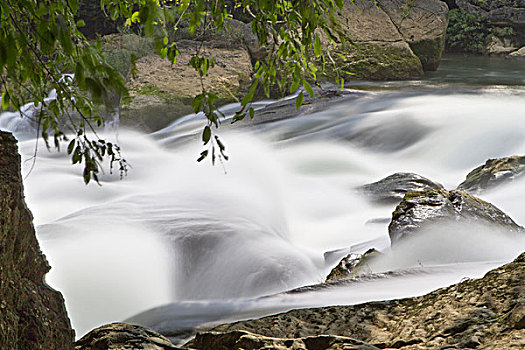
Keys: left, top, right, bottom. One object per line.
{"left": 0, "top": 132, "right": 74, "bottom": 349}
{"left": 326, "top": 248, "right": 382, "bottom": 282}
{"left": 457, "top": 155, "right": 525, "bottom": 194}
{"left": 388, "top": 189, "right": 523, "bottom": 244}
{"left": 360, "top": 172, "right": 444, "bottom": 204}
{"left": 204, "top": 252, "right": 525, "bottom": 350}
{"left": 187, "top": 330, "right": 380, "bottom": 350}
{"left": 509, "top": 46, "right": 525, "bottom": 58}
{"left": 75, "top": 322, "right": 181, "bottom": 350}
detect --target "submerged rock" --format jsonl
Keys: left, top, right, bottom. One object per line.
{"left": 0, "top": 132, "right": 74, "bottom": 349}
{"left": 457, "top": 155, "right": 525, "bottom": 194}
{"left": 75, "top": 323, "right": 181, "bottom": 350}
{"left": 198, "top": 252, "right": 525, "bottom": 349}
{"left": 360, "top": 172, "right": 444, "bottom": 204}
{"left": 388, "top": 189, "right": 523, "bottom": 244}
{"left": 326, "top": 249, "right": 382, "bottom": 282}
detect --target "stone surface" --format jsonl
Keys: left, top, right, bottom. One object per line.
{"left": 509, "top": 45, "right": 525, "bottom": 57}
{"left": 75, "top": 322, "right": 181, "bottom": 350}
{"left": 188, "top": 330, "right": 380, "bottom": 350}
{"left": 0, "top": 131, "right": 74, "bottom": 349}
{"left": 456, "top": 0, "right": 525, "bottom": 27}
{"left": 378, "top": 0, "right": 449, "bottom": 70}
{"left": 200, "top": 252, "right": 525, "bottom": 349}
{"left": 120, "top": 40, "right": 253, "bottom": 132}
{"left": 360, "top": 172, "right": 444, "bottom": 203}
{"left": 326, "top": 248, "right": 382, "bottom": 282}
{"left": 457, "top": 155, "right": 525, "bottom": 194}
{"left": 388, "top": 189, "right": 523, "bottom": 244}
{"left": 324, "top": 0, "right": 448, "bottom": 80}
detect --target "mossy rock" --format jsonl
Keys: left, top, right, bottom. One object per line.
{"left": 457, "top": 155, "right": 525, "bottom": 194}
{"left": 325, "top": 248, "right": 382, "bottom": 282}
{"left": 326, "top": 42, "right": 424, "bottom": 80}
{"left": 409, "top": 37, "right": 445, "bottom": 71}
{"left": 389, "top": 189, "right": 523, "bottom": 244}
{"left": 359, "top": 172, "right": 444, "bottom": 204}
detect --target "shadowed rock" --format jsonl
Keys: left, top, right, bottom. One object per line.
{"left": 388, "top": 189, "right": 523, "bottom": 244}
{"left": 360, "top": 172, "right": 444, "bottom": 204}
{"left": 457, "top": 155, "right": 525, "bottom": 194}
{"left": 326, "top": 248, "right": 383, "bottom": 282}
{"left": 0, "top": 131, "right": 74, "bottom": 349}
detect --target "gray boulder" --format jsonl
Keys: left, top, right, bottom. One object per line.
{"left": 360, "top": 172, "right": 444, "bottom": 203}
{"left": 389, "top": 189, "right": 523, "bottom": 244}
{"left": 457, "top": 155, "right": 525, "bottom": 194}
{"left": 75, "top": 323, "right": 181, "bottom": 350}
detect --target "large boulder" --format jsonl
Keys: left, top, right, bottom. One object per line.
{"left": 360, "top": 172, "right": 444, "bottom": 203}
{"left": 326, "top": 0, "right": 448, "bottom": 80}
{"left": 0, "top": 132, "right": 74, "bottom": 349}
{"left": 121, "top": 40, "right": 253, "bottom": 131}
{"left": 388, "top": 189, "right": 523, "bottom": 244}
{"left": 377, "top": 0, "right": 450, "bottom": 71}
{"left": 196, "top": 252, "right": 525, "bottom": 349}
{"left": 457, "top": 155, "right": 525, "bottom": 194}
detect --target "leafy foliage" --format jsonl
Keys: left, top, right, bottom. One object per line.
{"left": 0, "top": 0, "right": 344, "bottom": 183}
{"left": 445, "top": 9, "right": 489, "bottom": 54}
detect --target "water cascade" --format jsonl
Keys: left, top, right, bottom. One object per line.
{"left": 1, "top": 56, "right": 524, "bottom": 341}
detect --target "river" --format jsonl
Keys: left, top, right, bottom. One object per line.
{"left": 1, "top": 55, "right": 524, "bottom": 342}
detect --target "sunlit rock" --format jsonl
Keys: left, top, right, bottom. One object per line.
{"left": 187, "top": 330, "right": 380, "bottom": 350}
{"left": 197, "top": 252, "right": 525, "bottom": 349}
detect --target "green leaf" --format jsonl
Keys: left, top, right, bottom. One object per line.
{"left": 197, "top": 150, "right": 208, "bottom": 162}
{"left": 303, "top": 81, "right": 314, "bottom": 98}
{"left": 202, "top": 125, "right": 211, "bottom": 144}
{"left": 295, "top": 91, "right": 304, "bottom": 110}
{"left": 1, "top": 91, "right": 9, "bottom": 110}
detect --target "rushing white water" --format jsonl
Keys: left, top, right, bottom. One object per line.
{"left": 1, "top": 56, "right": 525, "bottom": 340}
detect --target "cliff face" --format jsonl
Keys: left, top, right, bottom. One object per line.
{"left": 0, "top": 131, "right": 74, "bottom": 349}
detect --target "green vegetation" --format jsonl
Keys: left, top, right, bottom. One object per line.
{"left": 446, "top": 8, "right": 516, "bottom": 54}
{"left": 446, "top": 9, "right": 490, "bottom": 54}
{"left": 0, "top": 0, "right": 345, "bottom": 183}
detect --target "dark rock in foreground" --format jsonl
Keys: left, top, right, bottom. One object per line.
{"left": 190, "top": 252, "right": 525, "bottom": 349}
{"left": 326, "top": 248, "right": 382, "bottom": 282}
{"left": 188, "top": 330, "right": 380, "bottom": 350}
{"left": 457, "top": 155, "right": 525, "bottom": 194}
{"left": 75, "top": 322, "right": 182, "bottom": 350}
{"left": 0, "top": 132, "right": 74, "bottom": 349}
{"left": 389, "top": 189, "right": 523, "bottom": 244}
{"left": 360, "top": 172, "right": 444, "bottom": 204}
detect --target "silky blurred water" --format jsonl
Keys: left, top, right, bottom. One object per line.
{"left": 1, "top": 55, "right": 524, "bottom": 339}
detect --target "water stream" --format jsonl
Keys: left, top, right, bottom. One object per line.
{"left": 1, "top": 55, "right": 524, "bottom": 342}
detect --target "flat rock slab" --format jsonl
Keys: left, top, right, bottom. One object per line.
{"left": 200, "top": 253, "right": 525, "bottom": 349}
